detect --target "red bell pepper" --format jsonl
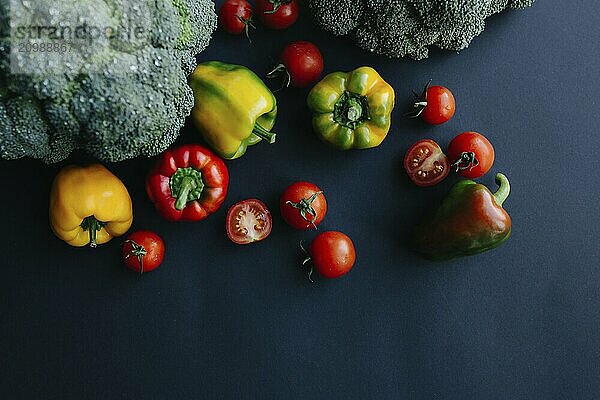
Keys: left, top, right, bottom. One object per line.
{"left": 146, "top": 145, "right": 229, "bottom": 221}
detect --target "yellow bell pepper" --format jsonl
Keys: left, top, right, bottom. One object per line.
{"left": 188, "top": 61, "right": 277, "bottom": 160}
{"left": 49, "top": 164, "right": 133, "bottom": 247}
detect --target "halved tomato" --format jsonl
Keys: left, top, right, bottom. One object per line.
{"left": 403, "top": 139, "right": 450, "bottom": 187}
{"left": 226, "top": 199, "right": 272, "bottom": 244}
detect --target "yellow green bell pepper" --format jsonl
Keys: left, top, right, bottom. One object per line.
{"left": 307, "top": 66, "right": 395, "bottom": 150}
{"left": 189, "top": 61, "right": 278, "bottom": 160}
{"left": 49, "top": 164, "right": 133, "bottom": 247}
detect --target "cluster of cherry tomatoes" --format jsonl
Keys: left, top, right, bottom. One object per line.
{"left": 219, "top": 0, "right": 299, "bottom": 36}
{"left": 280, "top": 182, "right": 356, "bottom": 280}
{"left": 219, "top": 0, "right": 325, "bottom": 90}
{"left": 121, "top": 183, "right": 356, "bottom": 281}
{"left": 225, "top": 183, "right": 356, "bottom": 281}
{"left": 404, "top": 83, "right": 496, "bottom": 187}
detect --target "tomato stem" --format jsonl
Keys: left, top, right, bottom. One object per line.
{"left": 299, "top": 241, "right": 315, "bottom": 283}
{"left": 285, "top": 191, "right": 323, "bottom": 229}
{"left": 266, "top": 63, "right": 291, "bottom": 91}
{"left": 405, "top": 79, "right": 432, "bottom": 118}
{"left": 451, "top": 152, "right": 479, "bottom": 172}
{"left": 237, "top": 15, "right": 255, "bottom": 43}
{"left": 263, "top": 0, "right": 291, "bottom": 14}
{"left": 124, "top": 239, "right": 147, "bottom": 274}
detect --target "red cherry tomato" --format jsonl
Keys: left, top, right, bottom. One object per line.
{"left": 226, "top": 199, "right": 272, "bottom": 245}
{"left": 256, "top": 0, "right": 298, "bottom": 30}
{"left": 447, "top": 131, "right": 495, "bottom": 179}
{"left": 218, "top": 0, "right": 254, "bottom": 36}
{"left": 307, "top": 231, "right": 356, "bottom": 279}
{"left": 122, "top": 231, "right": 165, "bottom": 273}
{"left": 268, "top": 41, "right": 324, "bottom": 88}
{"left": 421, "top": 85, "right": 455, "bottom": 125}
{"left": 408, "top": 83, "right": 455, "bottom": 125}
{"left": 280, "top": 181, "right": 327, "bottom": 230}
{"left": 404, "top": 139, "right": 450, "bottom": 187}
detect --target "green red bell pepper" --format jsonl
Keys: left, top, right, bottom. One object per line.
{"left": 146, "top": 145, "right": 229, "bottom": 221}
{"left": 412, "top": 173, "right": 512, "bottom": 260}
{"left": 306, "top": 66, "right": 395, "bottom": 150}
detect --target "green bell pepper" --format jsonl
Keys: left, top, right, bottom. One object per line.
{"left": 306, "top": 66, "right": 395, "bottom": 150}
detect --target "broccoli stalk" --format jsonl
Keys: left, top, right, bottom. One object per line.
{"left": 305, "top": 0, "right": 535, "bottom": 60}
{"left": 0, "top": 0, "right": 217, "bottom": 163}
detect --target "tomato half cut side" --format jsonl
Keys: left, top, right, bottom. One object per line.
{"left": 404, "top": 139, "right": 450, "bottom": 187}
{"left": 226, "top": 199, "right": 272, "bottom": 244}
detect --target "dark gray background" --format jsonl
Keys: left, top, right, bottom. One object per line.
{"left": 2, "top": 1, "right": 599, "bottom": 398}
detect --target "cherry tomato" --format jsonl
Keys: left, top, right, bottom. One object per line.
{"left": 408, "top": 82, "right": 455, "bottom": 125}
{"left": 218, "top": 0, "right": 254, "bottom": 36}
{"left": 421, "top": 85, "right": 455, "bottom": 125}
{"left": 280, "top": 181, "right": 327, "bottom": 230}
{"left": 226, "top": 199, "right": 272, "bottom": 245}
{"left": 122, "top": 231, "right": 165, "bottom": 274}
{"left": 404, "top": 139, "right": 450, "bottom": 187}
{"left": 307, "top": 231, "right": 356, "bottom": 279}
{"left": 255, "top": 0, "right": 298, "bottom": 30}
{"left": 447, "top": 131, "right": 495, "bottom": 179}
{"left": 268, "top": 41, "right": 324, "bottom": 88}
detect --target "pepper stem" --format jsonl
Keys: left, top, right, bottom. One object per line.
{"left": 175, "top": 176, "right": 194, "bottom": 210}
{"left": 252, "top": 123, "right": 276, "bottom": 144}
{"left": 80, "top": 216, "right": 106, "bottom": 248}
{"left": 493, "top": 173, "right": 511, "bottom": 206}
{"left": 170, "top": 167, "right": 204, "bottom": 211}
{"left": 333, "top": 91, "right": 369, "bottom": 129}
{"left": 345, "top": 98, "right": 363, "bottom": 122}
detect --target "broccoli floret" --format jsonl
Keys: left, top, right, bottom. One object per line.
{"left": 305, "top": 0, "right": 535, "bottom": 60}
{"left": 0, "top": 0, "right": 216, "bottom": 163}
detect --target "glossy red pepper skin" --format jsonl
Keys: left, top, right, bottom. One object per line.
{"left": 412, "top": 173, "right": 512, "bottom": 260}
{"left": 146, "top": 145, "right": 229, "bottom": 222}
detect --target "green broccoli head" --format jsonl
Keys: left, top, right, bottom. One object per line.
{"left": 306, "top": 0, "right": 534, "bottom": 60}
{"left": 0, "top": 0, "right": 216, "bottom": 163}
